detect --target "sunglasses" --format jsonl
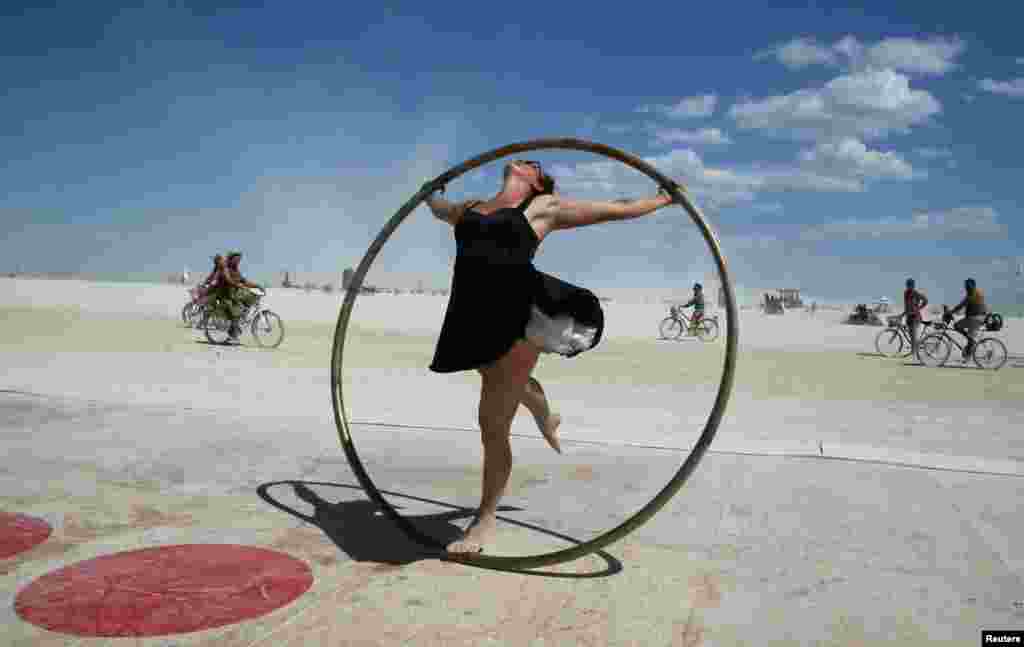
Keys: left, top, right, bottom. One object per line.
{"left": 517, "top": 160, "right": 543, "bottom": 173}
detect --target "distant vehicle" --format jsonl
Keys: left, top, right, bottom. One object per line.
{"left": 762, "top": 293, "right": 785, "bottom": 315}
{"left": 777, "top": 288, "right": 803, "bottom": 309}
{"left": 845, "top": 303, "right": 883, "bottom": 326}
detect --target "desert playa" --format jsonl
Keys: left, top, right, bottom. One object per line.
{"left": 2, "top": 277, "right": 1023, "bottom": 645}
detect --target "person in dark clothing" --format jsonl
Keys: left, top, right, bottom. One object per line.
{"left": 948, "top": 278, "right": 988, "bottom": 361}
{"left": 191, "top": 254, "right": 225, "bottom": 305}
{"left": 424, "top": 159, "right": 675, "bottom": 554}
{"left": 218, "top": 252, "right": 262, "bottom": 343}
{"left": 899, "top": 278, "right": 928, "bottom": 362}
{"left": 682, "top": 282, "right": 705, "bottom": 334}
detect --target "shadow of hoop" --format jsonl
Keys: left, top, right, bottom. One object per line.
{"left": 257, "top": 480, "right": 623, "bottom": 578}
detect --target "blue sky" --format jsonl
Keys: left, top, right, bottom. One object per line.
{"left": 2, "top": 1, "right": 1022, "bottom": 305}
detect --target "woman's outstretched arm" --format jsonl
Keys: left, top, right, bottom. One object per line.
{"left": 542, "top": 192, "right": 673, "bottom": 231}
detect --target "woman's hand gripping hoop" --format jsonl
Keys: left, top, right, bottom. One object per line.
{"left": 331, "top": 138, "right": 739, "bottom": 570}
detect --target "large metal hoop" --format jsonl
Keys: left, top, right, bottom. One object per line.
{"left": 331, "top": 138, "right": 739, "bottom": 569}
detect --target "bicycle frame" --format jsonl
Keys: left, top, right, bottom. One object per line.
{"left": 670, "top": 307, "right": 692, "bottom": 327}
{"left": 670, "top": 306, "right": 716, "bottom": 327}
{"left": 914, "top": 314, "right": 1007, "bottom": 370}
{"left": 896, "top": 320, "right": 933, "bottom": 345}
{"left": 930, "top": 322, "right": 975, "bottom": 355}
{"left": 207, "top": 293, "right": 265, "bottom": 327}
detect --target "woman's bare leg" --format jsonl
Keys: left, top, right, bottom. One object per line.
{"left": 447, "top": 341, "right": 539, "bottom": 554}
{"left": 520, "top": 377, "right": 562, "bottom": 453}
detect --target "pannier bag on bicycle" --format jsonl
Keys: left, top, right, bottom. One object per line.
{"left": 985, "top": 313, "right": 1004, "bottom": 332}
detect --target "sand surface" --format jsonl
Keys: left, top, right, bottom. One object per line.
{"left": 2, "top": 277, "right": 1022, "bottom": 473}
{"left": 2, "top": 277, "right": 1024, "bottom": 645}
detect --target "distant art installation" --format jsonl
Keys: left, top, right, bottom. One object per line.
{"left": 330, "top": 138, "right": 739, "bottom": 569}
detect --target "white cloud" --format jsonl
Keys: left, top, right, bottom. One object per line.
{"left": 755, "top": 170, "right": 863, "bottom": 193}
{"left": 1017, "top": 57, "right": 1024, "bottom": 65}
{"left": 756, "top": 37, "right": 839, "bottom": 69}
{"left": 914, "top": 147, "right": 953, "bottom": 159}
{"left": 729, "top": 68, "right": 941, "bottom": 141}
{"left": 860, "top": 36, "right": 965, "bottom": 76}
{"left": 978, "top": 78, "right": 1024, "bottom": 98}
{"left": 637, "top": 94, "right": 717, "bottom": 119}
{"left": 652, "top": 127, "right": 732, "bottom": 146}
{"left": 798, "top": 137, "right": 919, "bottom": 180}
{"left": 549, "top": 147, "right": 866, "bottom": 212}
{"left": 757, "top": 35, "right": 965, "bottom": 76}
{"left": 551, "top": 149, "right": 754, "bottom": 209}
{"left": 801, "top": 206, "right": 1007, "bottom": 241}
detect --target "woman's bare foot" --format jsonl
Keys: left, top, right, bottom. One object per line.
{"left": 527, "top": 378, "right": 562, "bottom": 454}
{"left": 538, "top": 412, "right": 562, "bottom": 454}
{"left": 445, "top": 515, "right": 496, "bottom": 555}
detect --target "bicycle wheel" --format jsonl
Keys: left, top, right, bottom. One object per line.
{"left": 191, "top": 304, "right": 208, "bottom": 328}
{"left": 874, "top": 328, "right": 903, "bottom": 357}
{"left": 972, "top": 337, "right": 1008, "bottom": 370}
{"left": 659, "top": 316, "right": 683, "bottom": 340}
{"left": 251, "top": 310, "right": 285, "bottom": 349}
{"left": 202, "top": 311, "right": 233, "bottom": 345}
{"left": 899, "top": 335, "right": 915, "bottom": 358}
{"left": 917, "top": 333, "right": 950, "bottom": 367}
{"left": 697, "top": 318, "right": 719, "bottom": 342}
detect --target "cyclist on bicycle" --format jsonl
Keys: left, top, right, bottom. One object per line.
{"left": 947, "top": 278, "right": 988, "bottom": 361}
{"left": 218, "top": 252, "right": 263, "bottom": 343}
{"left": 899, "top": 278, "right": 928, "bottom": 361}
{"left": 682, "top": 283, "right": 705, "bottom": 334}
{"left": 192, "top": 254, "right": 225, "bottom": 305}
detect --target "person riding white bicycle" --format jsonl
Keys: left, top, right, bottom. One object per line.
{"left": 215, "top": 252, "right": 264, "bottom": 343}
{"left": 681, "top": 283, "right": 705, "bottom": 335}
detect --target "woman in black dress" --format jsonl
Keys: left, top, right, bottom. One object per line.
{"left": 425, "top": 160, "right": 675, "bottom": 553}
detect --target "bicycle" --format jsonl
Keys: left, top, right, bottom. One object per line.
{"left": 200, "top": 287, "right": 285, "bottom": 348}
{"left": 874, "top": 316, "right": 936, "bottom": 358}
{"left": 916, "top": 314, "right": 1007, "bottom": 370}
{"left": 658, "top": 305, "right": 720, "bottom": 342}
{"left": 182, "top": 300, "right": 210, "bottom": 328}
{"left": 182, "top": 286, "right": 215, "bottom": 328}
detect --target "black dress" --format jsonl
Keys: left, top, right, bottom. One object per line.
{"left": 429, "top": 195, "right": 604, "bottom": 373}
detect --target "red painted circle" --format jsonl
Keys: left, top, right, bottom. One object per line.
{"left": 15, "top": 544, "right": 314, "bottom": 637}
{"left": 0, "top": 512, "right": 52, "bottom": 559}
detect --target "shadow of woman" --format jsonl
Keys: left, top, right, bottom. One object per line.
{"left": 258, "top": 481, "right": 466, "bottom": 565}
{"left": 257, "top": 480, "right": 622, "bottom": 578}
